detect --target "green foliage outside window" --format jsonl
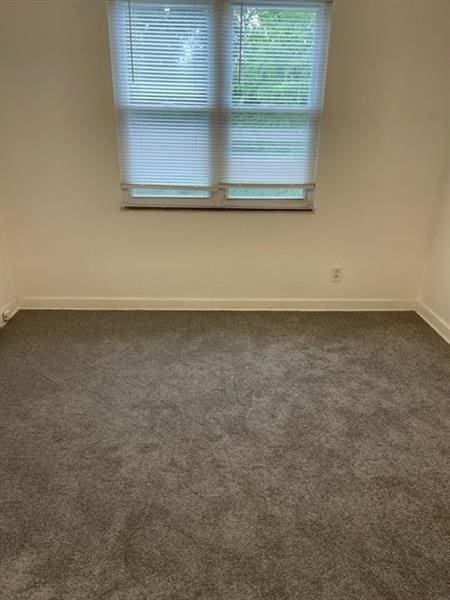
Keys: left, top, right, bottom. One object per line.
{"left": 232, "top": 8, "right": 316, "bottom": 108}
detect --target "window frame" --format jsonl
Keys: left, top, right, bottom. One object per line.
{"left": 109, "top": 0, "right": 332, "bottom": 211}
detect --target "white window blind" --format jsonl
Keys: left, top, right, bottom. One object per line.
{"left": 108, "top": 0, "right": 332, "bottom": 209}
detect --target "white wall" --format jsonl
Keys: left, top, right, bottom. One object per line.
{"left": 0, "top": 206, "right": 15, "bottom": 320}
{"left": 418, "top": 5, "right": 450, "bottom": 342}
{"left": 0, "top": 0, "right": 449, "bottom": 308}
{"left": 420, "top": 163, "right": 450, "bottom": 340}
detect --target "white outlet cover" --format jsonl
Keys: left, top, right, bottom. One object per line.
{"left": 331, "top": 266, "right": 343, "bottom": 282}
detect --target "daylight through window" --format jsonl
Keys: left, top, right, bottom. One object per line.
{"left": 108, "top": 0, "right": 332, "bottom": 209}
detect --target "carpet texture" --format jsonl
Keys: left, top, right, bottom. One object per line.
{"left": 0, "top": 310, "right": 449, "bottom": 600}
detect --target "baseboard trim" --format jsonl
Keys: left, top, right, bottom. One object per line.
{"left": 0, "top": 299, "right": 19, "bottom": 327}
{"left": 19, "top": 296, "right": 416, "bottom": 312}
{"left": 416, "top": 302, "right": 450, "bottom": 344}
{"left": 9, "top": 297, "right": 449, "bottom": 343}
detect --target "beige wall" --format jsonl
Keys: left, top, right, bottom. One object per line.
{"left": 0, "top": 0, "right": 449, "bottom": 306}
{"left": 419, "top": 5, "right": 450, "bottom": 340}
{"left": 421, "top": 166, "right": 450, "bottom": 335}
{"left": 0, "top": 207, "right": 14, "bottom": 316}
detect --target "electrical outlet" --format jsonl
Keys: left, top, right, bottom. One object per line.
{"left": 331, "top": 265, "right": 343, "bottom": 283}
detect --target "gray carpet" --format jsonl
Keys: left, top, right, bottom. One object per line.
{"left": 0, "top": 310, "right": 449, "bottom": 600}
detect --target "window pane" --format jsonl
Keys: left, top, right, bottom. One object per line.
{"left": 231, "top": 5, "right": 318, "bottom": 108}
{"left": 128, "top": 3, "right": 211, "bottom": 107}
{"left": 228, "top": 111, "right": 315, "bottom": 184}
{"left": 131, "top": 188, "right": 210, "bottom": 199}
{"left": 228, "top": 187, "right": 307, "bottom": 199}
{"left": 226, "top": 3, "right": 327, "bottom": 188}
{"left": 110, "top": 1, "right": 212, "bottom": 188}
{"left": 124, "top": 111, "right": 210, "bottom": 186}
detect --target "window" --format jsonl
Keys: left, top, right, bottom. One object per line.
{"left": 108, "top": 0, "right": 332, "bottom": 210}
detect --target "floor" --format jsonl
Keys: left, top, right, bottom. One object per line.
{"left": 0, "top": 310, "right": 449, "bottom": 600}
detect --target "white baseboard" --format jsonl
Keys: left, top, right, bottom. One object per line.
{"left": 8, "top": 296, "right": 448, "bottom": 344}
{"left": 0, "top": 299, "right": 19, "bottom": 327}
{"left": 19, "top": 296, "right": 416, "bottom": 312}
{"left": 416, "top": 302, "right": 450, "bottom": 344}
